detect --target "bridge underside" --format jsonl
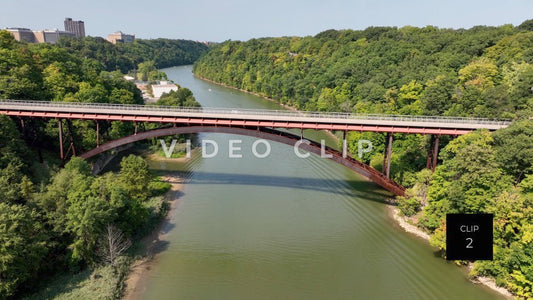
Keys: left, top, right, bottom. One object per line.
{"left": 79, "top": 125, "right": 406, "bottom": 196}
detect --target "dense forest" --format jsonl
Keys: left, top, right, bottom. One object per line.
{"left": 0, "top": 31, "right": 203, "bottom": 298}
{"left": 57, "top": 36, "right": 210, "bottom": 73}
{"left": 194, "top": 22, "right": 533, "bottom": 298}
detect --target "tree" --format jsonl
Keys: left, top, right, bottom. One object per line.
{"left": 74, "top": 82, "right": 108, "bottom": 103}
{"left": 66, "top": 174, "right": 114, "bottom": 266}
{"left": 118, "top": 155, "right": 151, "bottom": 202}
{"left": 98, "top": 224, "right": 131, "bottom": 267}
{"left": 157, "top": 88, "right": 200, "bottom": 107}
{"left": 422, "top": 131, "right": 513, "bottom": 230}
{"left": 136, "top": 61, "right": 167, "bottom": 81}
{"left": 37, "top": 157, "right": 92, "bottom": 235}
{"left": 0, "top": 203, "right": 48, "bottom": 297}
{"left": 458, "top": 58, "right": 499, "bottom": 89}
{"left": 492, "top": 120, "right": 533, "bottom": 182}
{"left": 421, "top": 75, "right": 456, "bottom": 115}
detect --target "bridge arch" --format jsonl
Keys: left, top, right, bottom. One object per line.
{"left": 79, "top": 125, "right": 406, "bottom": 196}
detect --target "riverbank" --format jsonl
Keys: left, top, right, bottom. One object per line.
{"left": 122, "top": 172, "right": 186, "bottom": 300}
{"left": 387, "top": 205, "right": 514, "bottom": 299}
{"left": 194, "top": 74, "right": 299, "bottom": 112}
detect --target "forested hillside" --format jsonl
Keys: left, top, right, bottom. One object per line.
{"left": 194, "top": 22, "right": 533, "bottom": 298}
{"left": 0, "top": 31, "right": 202, "bottom": 298}
{"left": 194, "top": 22, "right": 533, "bottom": 119}
{"left": 58, "top": 36, "right": 210, "bottom": 73}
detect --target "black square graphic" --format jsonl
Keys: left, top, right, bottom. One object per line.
{"left": 446, "top": 214, "right": 493, "bottom": 260}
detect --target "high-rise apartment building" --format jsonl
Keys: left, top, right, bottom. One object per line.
{"left": 64, "top": 18, "right": 85, "bottom": 38}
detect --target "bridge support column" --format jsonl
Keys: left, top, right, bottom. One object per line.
{"left": 342, "top": 130, "right": 348, "bottom": 158}
{"left": 95, "top": 120, "right": 100, "bottom": 147}
{"left": 19, "top": 117, "right": 27, "bottom": 140}
{"left": 383, "top": 133, "right": 393, "bottom": 178}
{"left": 66, "top": 119, "right": 76, "bottom": 157}
{"left": 426, "top": 136, "right": 433, "bottom": 170}
{"left": 426, "top": 135, "right": 440, "bottom": 171}
{"left": 58, "top": 119, "right": 64, "bottom": 160}
{"left": 432, "top": 135, "right": 440, "bottom": 171}
{"left": 134, "top": 122, "right": 138, "bottom": 135}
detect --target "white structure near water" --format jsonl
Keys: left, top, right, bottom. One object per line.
{"left": 152, "top": 81, "right": 179, "bottom": 99}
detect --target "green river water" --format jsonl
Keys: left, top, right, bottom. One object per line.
{"left": 136, "top": 65, "right": 503, "bottom": 300}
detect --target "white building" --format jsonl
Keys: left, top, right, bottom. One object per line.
{"left": 107, "top": 31, "right": 135, "bottom": 44}
{"left": 152, "top": 81, "right": 178, "bottom": 99}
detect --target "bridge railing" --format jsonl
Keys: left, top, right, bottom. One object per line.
{"left": 0, "top": 99, "right": 512, "bottom": 125}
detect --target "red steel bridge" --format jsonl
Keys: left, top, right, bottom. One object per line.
{"left": 0, "top": 100, "right": 511, "bottom": 196}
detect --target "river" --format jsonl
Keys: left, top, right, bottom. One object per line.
{"left": 136, "top": 65, "right": 503, "bottom": 299}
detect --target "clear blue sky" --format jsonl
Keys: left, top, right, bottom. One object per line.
{"left": 2, "top": 0, "right": 533, "bottom": 42}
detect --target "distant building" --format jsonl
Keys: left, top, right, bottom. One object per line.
{"left": 40, "top": 30, "right": 74, "bottom": 44}
{"left": 6, "top": 28, "right": 37, "bottom": 43}
{"left": 152, "top": 81, "right": 178, "bottom": 99}
{"left": 64, "top": 18, "right": 85, "bottom": 38}
{"left": 6, "top": 28, "right": 74, "bottom": 44}
{"left": 107, "top": 31, "right": 135, "bottom": 44}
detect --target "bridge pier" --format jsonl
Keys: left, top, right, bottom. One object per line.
{"left": 66, "top": 119, "right": 76, "bottom": 157}
{"left": 18, "top": 117, "right": 27, "bottom": 140}
{"left": 19, "top": 117, "right": 25, "bottom": 131}
{"left": 95, "top": 120, "right": 100, "bottom": 147}
{"left": 427, "top": 135, "right": 440, "bottom": 171}
{"left": 342, "top": 130, "right": 348, "bottom": 158}
{"left": 58, "top": 119, "right": 64, "bottom": 160}
{"left": 383, "top": 133, "right": 393, "bottom": 178}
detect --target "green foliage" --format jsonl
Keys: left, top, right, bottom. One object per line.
{"left": 407, "top": 128, "right": 533, "bottom": 296}
{"left": 56, "top": 36, "right": 209, "bottom": 73}
{"left": 194, "top": 25, "right": 528, "bottom": 119}
{"left": 0, "top": 203, "right": 48, "bottom": 297}
{"left": 397, "top": 196, "right": 422, "bottom": 217}
{"left": 0, "top": 115, "right": 33, "bottom": 205}
{"left": 136, "top": 60, "right": 167, "bottom": 81}
{"left": 148, "top": 179, "right": 172, "bottom": 197}
{"left": 0, "top": 30, "right": 198, "bottom": 298}
{"left": 492, "top": 120, "right": 533, "bottom": 181}
{"left": 24, "top": 264, "right": 126, "bottom": 300}
{"left": 423, "top": 131, "right": 513, "bottom": 229}
{"left": 118, "top": 155, "right": 152, "bottom": 202}
{"left": 35, "top": 155, "right": 154, "bottom": 269}
{"left": 156, "top": 88, "right": 200, "bottom": 107}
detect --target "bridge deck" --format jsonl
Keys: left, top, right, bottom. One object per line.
{"left": 0, "top": 100, "right": 511, "bottom": 135}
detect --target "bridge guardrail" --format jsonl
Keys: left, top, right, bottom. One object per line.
{"left": 0, "top": 99, "right": 512, "bottom": 126}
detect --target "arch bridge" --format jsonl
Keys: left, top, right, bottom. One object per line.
{"left": 0, "top": 100, "right": 511, "bottom": 196}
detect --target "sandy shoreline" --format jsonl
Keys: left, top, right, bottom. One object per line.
{"left": 121, "top": 173, "right": 185, "bottom": 300}
{"left": 387, "top": 205, "right": 514, "bottom": 299}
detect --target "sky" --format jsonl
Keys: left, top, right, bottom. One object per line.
{"left": 1, "top": 0, "right": 533, "bottom": 42}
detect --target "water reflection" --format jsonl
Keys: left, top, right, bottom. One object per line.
{"left": 165, "top": 171, "right": 391, "bottom": 204}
